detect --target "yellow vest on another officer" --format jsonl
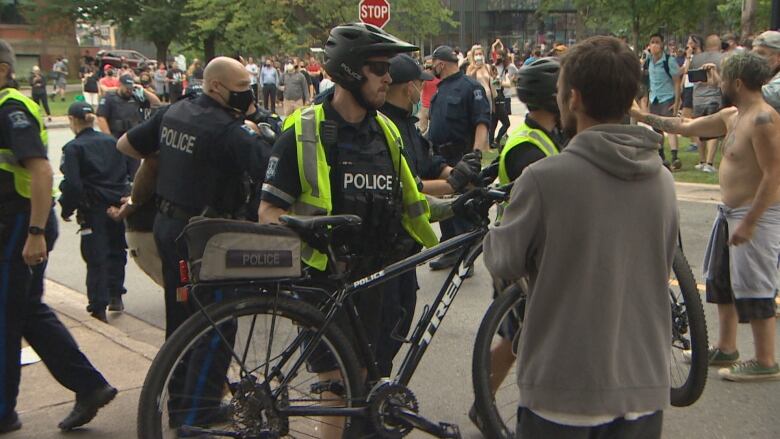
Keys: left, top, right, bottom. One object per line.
{"left": 286, "top": 104, "right": 438, "bottom": 271}
{"left": 0, "top": 88, "right": 49, "bottom": 198}
{"left": 498, "top": 121, "right": 559, "bottom": 185}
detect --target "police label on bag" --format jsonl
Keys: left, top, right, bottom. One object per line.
{"left": 225, "top": 250, "right": 293, "bottom": 268}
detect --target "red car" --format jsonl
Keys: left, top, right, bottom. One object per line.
{"left": 96, "top": 49, "right": 155, "bottom": 73}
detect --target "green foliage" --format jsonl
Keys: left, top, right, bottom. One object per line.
{"left": 717, "top": 0, "right": 772, "bottom": 33}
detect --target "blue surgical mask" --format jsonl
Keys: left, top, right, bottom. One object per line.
{"left": 411, "top": 99, "right": 422, "bottom": 117}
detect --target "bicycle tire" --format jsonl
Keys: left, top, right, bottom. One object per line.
{"left": 137, "top": 293, "right": 366, "bottom": 439}
{"left": 670, "top": 248, "right": 708, "bottom": 407}
{"left": 471, "top": 282, "right": 525, "bottom": 439}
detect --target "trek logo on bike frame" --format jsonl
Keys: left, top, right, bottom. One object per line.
{"left": 353, "top": 270, "right": 386, "bottom": 288}
{"left": 420, "top": 262, "right": 468, "bottom": 345}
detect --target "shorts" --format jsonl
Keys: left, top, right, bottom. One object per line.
{"left": 649, "top": 99, "right": 675, "bottom": 135}
{"left": 682, "top": 87, "right": 693, "bottom": 109}
{"left": 703, "top": 204, "right": 780, "bottom": 322}
{"left": 693, "top": 100, "right": 721, "bottom": 118}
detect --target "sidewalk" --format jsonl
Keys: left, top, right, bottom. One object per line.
{"left": 10, "top": 280, "right": 163, "bottom": 438}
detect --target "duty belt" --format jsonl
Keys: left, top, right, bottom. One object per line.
{"left": 156, "top": 198, "right": 199, "bottom": 221}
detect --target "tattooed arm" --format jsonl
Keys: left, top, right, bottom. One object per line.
{"left": 731, "top": 110, "right": 780, "bottom": 245}
{"left": 630, "top": 100, "right": 733, "bottom": 138}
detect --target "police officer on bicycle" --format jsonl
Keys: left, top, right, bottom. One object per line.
{"left": 116, "top": 56, "right": 270, "bottom": 432}
{"left": 258, "top": 23, "right": 439, "bottom": 436}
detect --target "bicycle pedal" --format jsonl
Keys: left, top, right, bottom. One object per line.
{"left": 439, "top": 422, "right": 461, "bottom": 438}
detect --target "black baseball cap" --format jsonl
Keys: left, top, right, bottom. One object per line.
{"left": 432, "top": 46, "right": 459, "bottom": 63}
{"left": 119, "top": 74, "right": 134, "bottom": 87}
{"left": 68, "top": 102, "right": 93, "bottom": 119}
{"left": 389, "top": 54, "right": 434, "bottom": 83}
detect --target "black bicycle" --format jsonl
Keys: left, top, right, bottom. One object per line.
{"left": 137, "top": 186, "right": 512, "bottom": 439}
{"left": 471, "top": 235, "right": 709, "bottom": 438}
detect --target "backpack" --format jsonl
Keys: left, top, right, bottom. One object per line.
{"left": 643, "top": 53, "right": 672, "bottom": 80}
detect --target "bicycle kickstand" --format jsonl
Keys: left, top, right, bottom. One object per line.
{"left": 390, "top": 407, "right": 462, "bottom": 438}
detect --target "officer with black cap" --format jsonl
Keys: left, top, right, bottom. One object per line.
{"left": 259, "top": 23, "right": 439, "bottom": 436}
{"left": 427, "top": 45, "right": 491, "bottom": 270}
{"left": 0, "top": 38, "right": 116, "bottom": 435}
{"left": 117, "top": 56, "right": 270, "bottom": 433}
{"left": 59, "top": 102, "right": 130, "bottom": 321}
{"left": 97, "top": 74, "right": 160, "bottom": 178}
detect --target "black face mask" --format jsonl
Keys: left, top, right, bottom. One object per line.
{"left": 227, "top": 87, "right": 254, "bottom": 114}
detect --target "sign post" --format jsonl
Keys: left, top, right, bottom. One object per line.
{"left": 359, "top": 0, "right": 391, "bottom": 29}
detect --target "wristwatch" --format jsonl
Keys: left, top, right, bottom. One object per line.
{"left": 28, "top": 226, "right": 45, "bottom": 236}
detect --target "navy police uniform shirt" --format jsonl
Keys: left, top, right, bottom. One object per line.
{"left": 97, "top": 91, "right": 150, "bottom": 139}
{"left": 0, "top": 97, "right": 47, "bottom": 206}
{"left": 380, "top": 102, "right": 445, "bottom": 181}
{"left": 59, "top": 128, "right": 130, "bottom": 218}
{"left": 427, "top": 71, "right": 491, "bottom": 160}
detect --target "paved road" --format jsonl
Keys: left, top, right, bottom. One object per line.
{"left": 42, "top": 126, "right": 780, "bottom": 438}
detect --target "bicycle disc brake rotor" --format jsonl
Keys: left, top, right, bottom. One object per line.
{"left": 367, "top": 382, "right": 419, "bottom": 438}
{"left": 229, "top": 377, "right": 286, "bottom": 438}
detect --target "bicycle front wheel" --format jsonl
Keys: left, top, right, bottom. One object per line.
{"left": 471, "top": 282, "right": 525, "bottom": 439}
{"left": 669, "top": 248, "right": 708, "bottom": 407}
{"left": 137, "top": 293, "right": 366, "bottom": 439}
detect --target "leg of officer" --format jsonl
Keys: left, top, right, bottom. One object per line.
{"left": 153, "top": 212, "right": 189, "bottom": 338}
{"left": 106, "top": 213, "right": 128, "bottom": 306}
{"left": 79, "top": 209, "right": 110, "bottom": 318}
{"left": 0, "top": 213, "right": 30, "bottom": 426}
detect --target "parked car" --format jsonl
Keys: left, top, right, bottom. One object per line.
{"left": 96, "top": 49, "right": 156, "bottom": 73}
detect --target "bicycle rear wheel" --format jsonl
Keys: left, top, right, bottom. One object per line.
{"left": 471, "top": 282, "right": 525, "bottom": 439}
{"left": 669, "top": 248, "right": 708, "bottom": 407}
{"left": 137, "top": 292, "right": 366, "bottom": 439}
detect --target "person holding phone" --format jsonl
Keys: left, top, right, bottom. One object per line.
{"left": 646, "top": 33, "right": 683, "bottom": 170}
{"left": 689, "top": 34, "right": 725, "bottom": 173}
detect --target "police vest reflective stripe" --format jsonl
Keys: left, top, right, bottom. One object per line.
{"left": 291, "top": 104, "right": 439, "bottom": 271}
{"left": 0, "top": 88, "right": 50, "bottom": 199}
{"left": 498, "top": 122, "right": 559, "bottom": 185}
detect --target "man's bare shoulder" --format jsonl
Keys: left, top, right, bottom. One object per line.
{"left": 718, "top": 106, "right": 739, "bottom": 124}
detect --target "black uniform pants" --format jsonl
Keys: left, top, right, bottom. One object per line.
{"left": 31, "top": 92, "right": 51, "bottom": 116}
{"left": 153, "top": 212, "right": 236, "bottom": 426}
{"left": 79, "top": 208, "right": 127, "bottom": 312}
{"left": 0, "top": 210, "right": 108, "bottom": 418}
{"left": 262, "top": 84, "right": 277, "bottom": 113}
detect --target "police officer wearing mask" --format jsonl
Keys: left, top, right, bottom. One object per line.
{"left": 0, "top": 39, "right": 116, "bottom": 434}
{"left": 117, "top": 56, "right": 270, "bottom": 433}
{"left": 59, "top": 102, "right": 130, "bottom": 322}
{"left": 427, "top": 45, "right": 491, "bottom": 270}
{"left": 381, "top": 54, "right": 482, "bottom": 196}
{"left": 259, "top": 23, "right": 438, "bottom": 436}
{"left": 97, "top": 74, "right": 161, "bottom": 178}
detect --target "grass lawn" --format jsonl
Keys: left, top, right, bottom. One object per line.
{"left": 45, "top": 91, "right": 83, "bottom": 117}
{"left": 482, "top": 136, "right": 720, "bottom": 186}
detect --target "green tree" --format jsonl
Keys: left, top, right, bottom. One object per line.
{"left": 718, "top": 0, "right": 771, "bottom": 36}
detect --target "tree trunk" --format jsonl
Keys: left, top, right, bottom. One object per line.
{"left": 632, "top": 16, "right": 641, "bottom": 54}
{"left": 204, "top": 34, "right": 217, "bottom": 63}
{"left": 575, "top": 5, "right": 588, "bottom": 42}
{"left": 155, "top": 41, "right": 169, "bottom": 65}
{"left": 742, "top": 0, "right": 757, "bottom": 37}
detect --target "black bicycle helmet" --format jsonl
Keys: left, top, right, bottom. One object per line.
{"left": 324, "top": 23, "right": 418, "bottom": 88}
{"left": 516, "top": 57, "right": 560, "bottom": 113}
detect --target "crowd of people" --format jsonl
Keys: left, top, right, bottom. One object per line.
{"left": 0, "top": 16, "right": 779, "bottom": 438}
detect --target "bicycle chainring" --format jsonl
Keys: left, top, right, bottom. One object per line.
{"left": 367, "top": 382, "right": 419, "bottom": 438}
{"left": 229, "top": 376, "right": 287, "bottom": 438}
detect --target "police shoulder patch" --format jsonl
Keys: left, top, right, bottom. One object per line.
{"left": 473, "top": 89, "right": 484, "bottom": 101}
{"left": 8, "top": 110, "right": 30, "bottom": 129}
{"left": 265, "top": 156, "right": 279, "bottom": 180}
{"left": 240, "top": 124, "right": 258, "bottom": 136}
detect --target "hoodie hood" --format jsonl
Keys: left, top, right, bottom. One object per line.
{"left": 564, "top": 124, "right": 664, "bottom": 181}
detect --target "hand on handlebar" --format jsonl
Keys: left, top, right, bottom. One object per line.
{"left": 452, "top": 188, "right": 493, "bottom": 225}
{"left": 447, "top": 160, "right": 478, "bottom": 193}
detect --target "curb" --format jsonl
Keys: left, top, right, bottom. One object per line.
{"left": 43, "top": 279, "right": 161, "bottom": 361}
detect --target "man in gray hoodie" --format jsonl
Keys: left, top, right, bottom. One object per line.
{"left": 484, "top": 36, "right": 678, "bottom": 438}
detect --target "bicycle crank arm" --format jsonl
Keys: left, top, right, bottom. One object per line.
{"left": 390, "top": 407, "right": 462, "bottom": 438}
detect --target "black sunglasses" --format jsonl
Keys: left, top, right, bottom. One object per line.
{"left": 364, "top": 60, "right": 391, "bottom": 76}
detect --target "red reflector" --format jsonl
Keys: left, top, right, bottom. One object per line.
{"left": 179, "top": 260, "right": 190, "bottom": 283}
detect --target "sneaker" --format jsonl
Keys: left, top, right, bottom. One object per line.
{"left": 686, "top": 144, "right": 699, "bottom": 152}
{"left": 108, "top": 296, "right": 124, "bottom": 312}
{"left": 89, "top": 309, "right": 108, "bottom": 323}
{"left": 0, "top": 411, "right": 21, "bottom": 433}
{"left": 671, "top": 158, "right": 682, "bottom": 170}
{"left": 683, "top": 346, "right": 739, "bottom": 366}
{"left": 694, "top": 163, "right": 705, "bottom": 171}
{"left": 719, "top": 359, "right": 780, "bottom": 382}
{"left": 58, "top": 384, "right": 117, "bottom": 431}
{"left": 701, "top": 164, "right": 717, "bottom": 173}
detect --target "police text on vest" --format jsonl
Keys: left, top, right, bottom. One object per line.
{"left": 343, "top": 173, "right": 393, "bottom": 190}
{"left": 161, "top": 127, "right": 196, "bottom": 154}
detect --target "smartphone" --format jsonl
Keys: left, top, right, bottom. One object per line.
{"left": 687, "top": 68, "right": 708, "bottom": 83}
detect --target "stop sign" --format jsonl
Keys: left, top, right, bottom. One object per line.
{"left": 359, "top": 0, "right": 391, "bottom": 29}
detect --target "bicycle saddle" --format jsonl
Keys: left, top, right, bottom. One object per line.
{"left": 280, "top": 214, "right": 362, "bottom": 231}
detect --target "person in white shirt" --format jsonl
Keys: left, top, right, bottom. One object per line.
{"left": 245, "top": 57, "right": 260, "bottom": 105}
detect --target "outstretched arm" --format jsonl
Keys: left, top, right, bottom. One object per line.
{"left": 631, "top": 100, "right": 733, "bottom": 138}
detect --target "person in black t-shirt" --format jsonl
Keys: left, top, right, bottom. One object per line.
{"left": 166, "top": 61, "right": 185, "bottom": 103}
{"left": 27, "top": 66, "right": 50, "bottom": 119}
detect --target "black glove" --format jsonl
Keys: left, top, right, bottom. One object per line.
{"left": 458, "top": 150, "right": 483, "bottom": 174}
{"left": 452, "top": 188, "right": 492, "bottom": 225}
{"left": 447, "top": 160, "right": 478, "bottom": 193}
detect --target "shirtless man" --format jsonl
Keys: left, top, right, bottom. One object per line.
{"left": 632, "top": 51, "right": 780, "bottom": 381}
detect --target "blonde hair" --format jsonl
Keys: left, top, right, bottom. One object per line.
{"left": 71, "top": 112, "right": 96, "bottom": 128}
